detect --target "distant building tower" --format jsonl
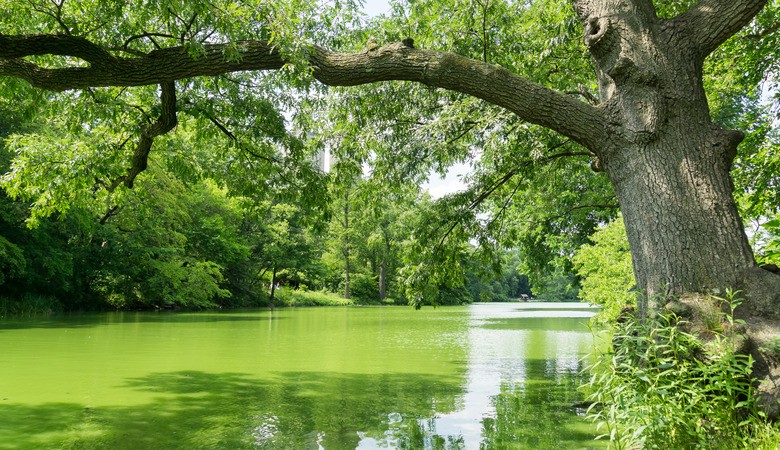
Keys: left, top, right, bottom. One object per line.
{"left": 312, "top": 147, "right": 326, "bottom": 172}
{"left": 306, "top": 130, "right": 328, "bottom": 172}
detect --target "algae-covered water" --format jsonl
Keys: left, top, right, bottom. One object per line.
{"left": 0, "top": 302, "right": 604, "bottom": 448}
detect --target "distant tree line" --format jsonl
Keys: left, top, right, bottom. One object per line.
{"left": 1, "top": 109, "right": 553, "bottom": 312}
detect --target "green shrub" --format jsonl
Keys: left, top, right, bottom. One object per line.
{"left": 0, "top": 294, "right": 63, "bottom": 315}
{"left": 292, "top": 289, "right": 352, "bottom": 306}
{"left": 273, "top": 288, "right": 352, "bottom": 307}
{"left": 0, "top": 235, "right": 25, "bottom": 286}
{"left": 756, "top": 217, "right": 780, "bottom": 265}
{"left": 759, "top": 337, "right": 780, "bottom": 356}
{"left": 348, "top": 273, "right": 380, "bottom": 303}
{"left": 583, "top": 291, "right": 775, "bottom": 449}
{"left": 272, "top": 286, "right": 294, "bottom": 305}
{"left": 573, "top": 215, "right": 635, "bottom": 323}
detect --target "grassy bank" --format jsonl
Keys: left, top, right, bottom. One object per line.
{"left": 271, "top": 287, "right": 353, "bottom": 307}
{"left": 1, "top": 288, "right": 409, "bottom": 317}
{"left": 584, "top": 292, "right": 780, "bottom": 449}
{"left": 0, "top": 294, "right": 64, "bottom": 316}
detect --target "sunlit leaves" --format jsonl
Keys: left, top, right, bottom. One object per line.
{"left": 706, "top": 1, "right": 780, "bottom": 226}
{"left": 1, "top": 130, "right": 130, "bottom": 227}
{"left": 755, "top": 217, "right": 780, "bottom": 265}
{"left": 573, "top": 215, "right": 635, "bottom": 323}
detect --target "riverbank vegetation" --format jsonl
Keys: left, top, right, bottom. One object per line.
{"left": 583, "top": 291, "right": 780, "bottom": 449}
{"left": 0, "top": 158, "right": 535, "bottom": 312}
{"left": 574, "top": 219, "right": 780, "bottom": 446}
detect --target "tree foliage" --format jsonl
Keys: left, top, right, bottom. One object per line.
{"left": 573, "top": 215, "right": 636, "bottom": 323}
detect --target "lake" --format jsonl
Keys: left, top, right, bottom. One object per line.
{"left": 0, "top": 302, "right": 605, "bottom": 449}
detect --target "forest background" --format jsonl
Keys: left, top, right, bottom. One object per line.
{"left": 0, "top": 110, "right": 544, "bottom": 312}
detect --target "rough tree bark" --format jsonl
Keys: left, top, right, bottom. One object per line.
{"left": 1, "top": 1, "right": 778, "bottom": 319}
{"left": 572, "top": 0, "right": 780, "bottom": 316}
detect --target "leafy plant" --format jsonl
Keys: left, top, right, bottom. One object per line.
{"left": 272, "top": 288, "right": 352, "bottom": 307}
{"left": 755, "top": 218, "right": 780, "bottom": 265}
{"left": 758, "top": 337, "right": 780, "bottom": 356}
{"left": 573, "top": 215, "right": 635, "bottom": 323}
{"left": 348, "top": 273, "right": 380, "bottom": 303}
{"left": 694, "top": 297, "right": 725, "bottom": 335}
{"left": 0, "top": 294, "right": 62, "bottom": 316}
{"left": 584, "top": 292, "right": 774, "bottom": 449}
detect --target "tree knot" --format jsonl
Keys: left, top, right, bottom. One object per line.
{"left": 365, "top": 38, "right": 379, "bottom": 52}
{"left": 584, "top": 17, "right": 610, "bottom": 49}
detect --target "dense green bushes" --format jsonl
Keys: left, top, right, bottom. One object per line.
{"left": 272, "top": 288, "right": 353, "bottom": 307}
{"left": 572, "top": 216, "right": 780, "bottom": 448}
{"left": 0, "top": 294, "right": 63, "bottom": 316}
{"left": 584, "top": 293, "right": 779, "bottom": 449}
{"left": 1, "top": 110, "right": 537, "bottom": 312}
{"left": 573, "top": 215, "right": 635, "bottom": 323}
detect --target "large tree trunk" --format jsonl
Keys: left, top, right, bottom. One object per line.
{"left": 607, "top": 124, "right": 759, "bottom": 308}
{"left": 576, "top": 0, "right": 780, "bottom": 316}
{"left": 575, "top": 0, "right": 780, "bottom": 415}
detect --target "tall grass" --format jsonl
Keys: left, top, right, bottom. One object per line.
{"left": 0, "top": 294, "right": 63, "bottom": 316}
{"left": 584, "top": 291, "right": 780, "bottom": 449}
{"left": 272, "top": 287, "right": 353, "bottom": 307}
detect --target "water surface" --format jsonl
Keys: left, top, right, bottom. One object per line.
{"left": 0, "top": 302, "right": 604, "bottom": 448}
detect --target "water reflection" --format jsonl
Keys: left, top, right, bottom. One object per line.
{"left": 379, "top": 303, "right": 602, "bottom": 449}
{"left": 0, "top": 303, "right": 603, "bottom": 448}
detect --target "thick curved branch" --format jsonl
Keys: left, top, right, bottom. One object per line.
{"left": 311, "top": 43, "right": 606, "bottom": 149}
{"left": 0, "top": 38, "right": 285, "bottom": 90}
{"left": 0, "top": 33, "right": 117, "bottom": 66}
{"left": 108, "top": 81, "right": 177, "bottom": 191}
{"left": 672, "top": 0, "right": 767, "bottom": 57}
{"left": 0, "top": 35, "right": 608, "bottom": 150}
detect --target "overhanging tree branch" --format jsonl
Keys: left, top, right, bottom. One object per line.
{"left": 745, "top": 22, "right": 780, "bottom": 39}
{"left": 545, "top": 201, "right": 619, "bottom": 223}
{"left": 0, "top": 33, "right": 117, "bottom": 66}
{"left": 0, "top": 34, "right": 608, "bottom": 150}
{"left": 469, "top": 147, "right": 589, "bottom": 210}
{"left": 425, "top": 146, "right": 594, "bottom": 265}
{"left": 107, "top": 81, "right": 177, "bottom": 191}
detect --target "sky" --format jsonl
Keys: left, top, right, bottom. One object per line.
{"left": 360, "top": 0, "right": 392, "bottom": 17}
{"left": 357, "top": 0, "right": 471, "bottom": 199}
{"left": 424, "top": 163, "right": 471, "bottom": 199}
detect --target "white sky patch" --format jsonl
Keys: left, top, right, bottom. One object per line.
{"left": 423, "top": 162, "right": 471, "bottom": 199}
{"left": 361, "top": 0, "right": 392, "bottom": 17}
